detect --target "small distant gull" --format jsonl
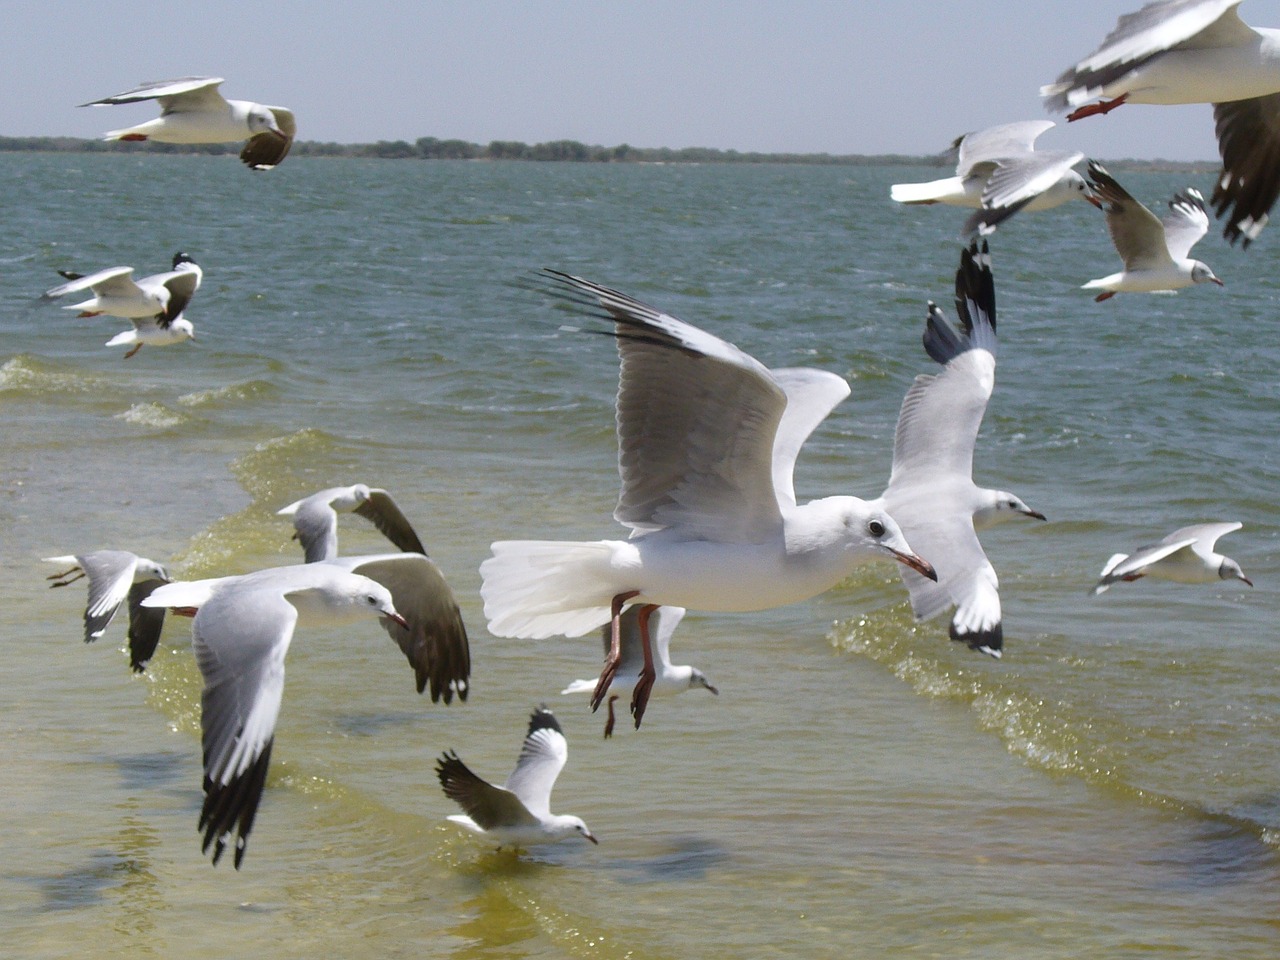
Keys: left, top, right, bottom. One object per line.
{"left": 44, "top": 252, "right": 201, "bottom": 357}
{"left": 889, "top": 121, "right": 1100, "bottom": 235}
{"left": 80, "top": 77, "right": 296, "bottom": 170}
{"left": 279, "top": 484, "right": 470, "bottom": 703}
{"left": 881, "top": 241, "right": 1046, "bottom": 659}
{"left": 142, "top": 563, "right": 409, "bottom": 868}
{"left": 436, "top": 705, "right": 597, "bottom": 849}
{"left": 1042, "top": 0, "right": 1280, "bottom": 246}
{"left": 44, "top": 550, "right": 171, "bottom": 672}
{"left": 560, "top": 606, "right": 718, "bottom": 737}
{"left": 481, "top": 271, "right": 935, "bottom": 729}
{"left": 1082, "top": 161, "right": 1223, "bottom": 301}
{"left": 1092, "top": 521, "right": 1252, "bottom": 594}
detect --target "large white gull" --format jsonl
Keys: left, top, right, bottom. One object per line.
{"left": 1092, "top": 521, "right": 1252, "bottom": 594}
{"left": 881, "top": 242, "right": 1046, "bottom": 659}
{"left": 890, "top": 120, "right": 1100, "bottom": 235}
{"left": 1083, "top": 161, "right": 1223, "bottom": 300}
{"left": 1042, "top": 0, "right": 1280, "bottom": 246}
{"left": 481, "top": 270, "right": 936, "bottom": 727}
{"left": 80, "top": 77, "right": 296, "bottom": 170}
{"left": 142, "top": 563, "right": 408, "bottom": 868}
{"left": 436, "top": 705, "right": 597, "bottom": 850}
{"left": 560, "top": 606, "right": 718, "bottom": 737}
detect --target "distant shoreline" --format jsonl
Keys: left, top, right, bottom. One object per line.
{"left": 0, "top": 134, "right": 1218, "bottom": 172}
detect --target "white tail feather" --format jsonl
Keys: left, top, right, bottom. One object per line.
{"left": 889, "top": 177, "right": 966, "bottom": 205}
{"left": 480, "top": 540, "right": 624, "bottom": 639}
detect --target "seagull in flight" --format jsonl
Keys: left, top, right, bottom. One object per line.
{"left": 1092, "top": 521, "right": 1252, "bottom": 594}
{"left": 881, "top": 241, "right": 1046, "bottom": 658}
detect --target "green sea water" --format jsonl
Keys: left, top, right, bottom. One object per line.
{"left": 1, "top": 153, "right": 1278, "bottom": 958}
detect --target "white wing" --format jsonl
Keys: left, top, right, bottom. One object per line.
{"left": 44, "top": 266, "right": 140, "bottom": 300}
{"left": 769, "top": 368, "right": 851, "bottom": 509}
{"left": 503, "top": 707, "right": 569, "bottom": 819}
{"left": 956, "top": 120, "right": 1056, "bottom": 175}
{"left": 1161, "top": 188, "right": 1211, "bottom": 260}
{"left": 79, "top": 77, "right": 228, "bottom": 111}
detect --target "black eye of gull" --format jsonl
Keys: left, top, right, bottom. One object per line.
{"left": 868, "top": 520, "right": 886, "bottom": 537}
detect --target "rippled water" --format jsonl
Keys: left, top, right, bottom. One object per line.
{"left": 2, "top": 153, "right": 1278, "bottom": 958}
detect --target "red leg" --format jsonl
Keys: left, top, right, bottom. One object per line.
{"left": 77, "top": 311, "right": 103, "bottom": 318}
{"left": 591, "top": 590, "right": 638, "bottom": 712}
{"left": 630, "top": 603, "right": 660, "bottom": 729}
{"left": 123, "top": 344, "right": 142, "bottom": 358}
{"left": 46, "top": 567, "right": 85, "bottom": 585}
{"left": 1067, "top": 95, "right": 1128, "bottom": 122}
{"left": 603, "top": 695, "right": 618, "bottom": 738}
{"left": 1094, "top": 291, "right": 1115, "bottom": 302}
{"left": 119, "top": 134, "right": 149, "bottom": 142}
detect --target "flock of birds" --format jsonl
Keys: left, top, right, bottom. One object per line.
{"left": 39, "top": 0, "right": 1271, "bottom": 869}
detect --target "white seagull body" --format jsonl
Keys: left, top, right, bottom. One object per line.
{"left": 890, "top": 121, "right": 1099, "bottom": 234}
{"left": 279, "top": 484, "right": 470, "bottom": 703}
{"left": 881, "top": 242, "right": 1046, "bottom": 659}
{"left": 44, "top": 550, "right": 171, "bottom": 672}
{"left": 142, "top": 563, "right": 408, "bottom": 868}
{"left": 436, "top": 706, "right": 597, "bottom": 849}
{"left": 81, "top": 77, "right": 296, "bottom": 170}
{"left": 1042, "top": 0, "right": 1280, "bottom": 246}
{"left": 480, "top": 270, "right": 935, "bottom": 725}
{"left": 561, "top": 606, "right": 718, "bottom": 736}
{"left": 1092, "top": 521, "right": 1252, "bottom": 594}
{"left": 1083, "top": 161, "right": 1223, "bottom": 300}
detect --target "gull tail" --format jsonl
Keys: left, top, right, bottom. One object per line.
{"left": 560, "top": 678, "right": 597, "bottom": 695}
{"left": 480, "top": 540, "right": 621, "bottom": 639}
{"left": 890, "top": 177, "right": 967, "bottom": 205}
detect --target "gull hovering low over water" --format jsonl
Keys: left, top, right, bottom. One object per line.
{"left": 436, "top": 705, "right": 597, "bottom": 850}
{"left": 881, "top": 242, "right": 1046, "bottom": 659}
{"left": 1092, "top": 522, "right": 1252, "bottom": 594}
{"left": 481, "top": 270, "right": 935, "bottom": 729}
{"left": 279, "top": 484, "right": 471, "bottom": 703}
{"left": 1083, "top": 161, "right": 1223, "bottom": 301}
{"left": 142, "top": 563, "right": 409, "bottom": 868}
{"left": 1042, "top": 0, "right": 1280, "bottom": 246}
{"left": 80, "top": 77, "right": 296, "bottom": 170}
{"left": 561, "top": 606, "right": 718, "bottom": 737}
{"left": 889, "top": 121, "right": 1100, "bottom": 235}
{"left": 44, "top": 550, "right": 172, "bottom": 672}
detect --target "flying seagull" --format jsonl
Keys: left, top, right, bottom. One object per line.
{"left": 142, "top": 563, "right": 409, "bottom": 868}
{"left": 561, "top": 606, "right": 718, "bottom": 736}
{"left": 1092, "top": 521, "right": 1252, "bottom": 594}
{"left": 277, "top": 484, "right": 426, "bottom": 563}
{"left": 1042, "top": 0, "right": 1280, "bottom": 246}
{"left": 436, "top": 705, "right": 597, "bottom": 849}
{"left": 481, "top": 270, "right": 935, "bottom": 729}
{"left": 890, "top": 120, "right": 1100, "bottom": 235}
{"left": 80, "top": 77, "right": 296, "bottom": 170}
{"left": 1083, "top": 161, "right": 1223, "bottom": 300}
{"left": 44, "top": 550, "right": 172, "bottom": 672}
{"left": 882, "top": 241, "right": 1046, "bottom": 658}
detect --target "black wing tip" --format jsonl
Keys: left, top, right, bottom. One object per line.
{"left": 435, "top": 749, "right": 466, "bottom": 786}
{"left": 526, "top": 704, "right": 561, "bottom": 738}
{"left": 199, "top": 738, "right": 273, "bottom": 869}
{"left": 950, "top": 622, "right": 1004, "bottom": 658}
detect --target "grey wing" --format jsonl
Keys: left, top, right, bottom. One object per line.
{"left": 241, "top": 126, "right": 294, "bottom": 171}
{"left": 159, "top": 270, "right": 201, "bottom": 323}
{"left": 193, "top": 588, "right": 293, "bottom": 868}
{"left": 44, "top": 266, "right": 139, "bottom": 300}
{"left": 353, "top": 489, "right": 427, "bottom": 555}
{"left": 769, "top": 368, "right": 851, "bottom": 509}
{"left": 332, "top": 553, "right": 470, "bottom": 703}
{"left": 291, "top": 498, "right": 340, "bottom": 563}
{"left": 79, "top": 77, "right": 226, "bottom": 109}
{"left": 1161, "top": 188, "right": 1211, "bottom": 259}
{"left": 964, "top": 152, "right": 1084, "bottom": 235}
{"left": 1103, "top": 536, "right": 1200, "bottom": 581}
{"left": 437, "top": 752, "right": 538, "bottom": 829}
{"left": 1042, "top": 1, "right": 1250, "bottom": 110}
{"left": 956, "top": 120, "right": 1056, "bottom": 174}
{"left": 1173, "top": 520, "right": 1242, "bottom": 555}
{"left": 125, "top": 578, "right": 170, "bottom": 672}
{"left": 1088, "top": 162, "right": 1172, "bottom": 270}
{"left": 77, "top": 550, "right": 140, "bottom": 642}
{"left": 1211, "top": 93, "right": 1280, "bottom": 246}
{"left": 537, "top": 271, "right": 786, "bottom": 542}
{"left": 504, "top": 708, "right": 568, "bottom": 819}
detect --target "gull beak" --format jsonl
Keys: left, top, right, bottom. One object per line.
{"left": 585, "top": 831, "right": 599, "bottom": 845}
{"left": 1085, "top": 193, "right": 1104, "bottom": 209}
{"left": 1212, "top": 277, "right": 1225, "bottom": 287}
{"left": 1240, "top": 574, "right": 1254, "bottom": 587}
{"left": 383, "top": 612, "right": 410, "bottom": 630}
{"left": 889, "top": 548, "right": 937, "bottom": 582}
{"left": 702, "top": 680, "right": 720, "bottom": 696}
{"left": 1025, "top": 508, "right": 1048, "bottom": 521}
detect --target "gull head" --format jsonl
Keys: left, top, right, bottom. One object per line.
{"left": 351, "top": 483, "right": 373, "bottom": 505}
{"left": 550, "top": 815, "right": 598, "bottom": 844}
{"left": 171, "top": 317, "right": 196, "bottom": 342}
{"left": 975, "top": 490, "right": 1047, "bottom": 530}
{"left": 1219, "top": 558, "right": 1252, "bottom": 587}
{"left": 1070, "top": 171, "right": 1104, "bottom": 209}
{"left": 1191, "top": 262, "right": 1224, "bottom": 288}
{"left": 247, "top": 106, "right": 286, "bottom": 139}
{"left": 308, "top": 574, "right": 408, "bottom": 628}
{"left": 840, "top": 499, "right": 936, "bottom": 581}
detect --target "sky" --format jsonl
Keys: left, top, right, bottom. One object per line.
{"left": 1, "top": 0, "right": 1231, "bottom": 162}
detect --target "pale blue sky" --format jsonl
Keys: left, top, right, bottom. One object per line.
{"left": 3, "top": 0, "right": 1227, "bottom": 161}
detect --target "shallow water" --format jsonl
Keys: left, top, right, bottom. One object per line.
{"left": 2, "top": 153, "right": 1278, "bottom": 957}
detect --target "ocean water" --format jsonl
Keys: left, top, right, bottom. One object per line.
{"left": 1, "top": 153, "right": 1278, "bottom": 958}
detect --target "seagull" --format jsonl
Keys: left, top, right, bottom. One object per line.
{"left": 141, "top": 563, "right": 410, "bottom": 868}
{"left": 889, "top": 121, "right": 1100, "bottom": 235}
{"left": 1083, "top": 161, "right": 1224, "bottom": 300}
{"left": 560, "top": 606, "right": 718, "bottom": 736}
{"left": 80, "top": 77, "right": 296, "bottom": 170}
{"left": 436, "top": 705, "right": 597, "bottom": 849}
{"left": 881, "top": 242, "right": 1046, "bottom": 659}
{"left": 1041, "top": 0, "right": 1280, "bottom": 246}
{"left": 278, "top": 484, "right": 426, "bottom": 563}
{"left": 44, "top": 550, "right": 172, "bottom": 672}
{"left": 481, "top": 270, "right": 936, "bottom": 729}
{"left": 44, "top": 253, "right": 201, "bottom": 357}
{"left": 279, "top": 484, "right": 471, "bottom": 704}
{"left": 1092, "top": 521, "right": 1252, "bottom": 594}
